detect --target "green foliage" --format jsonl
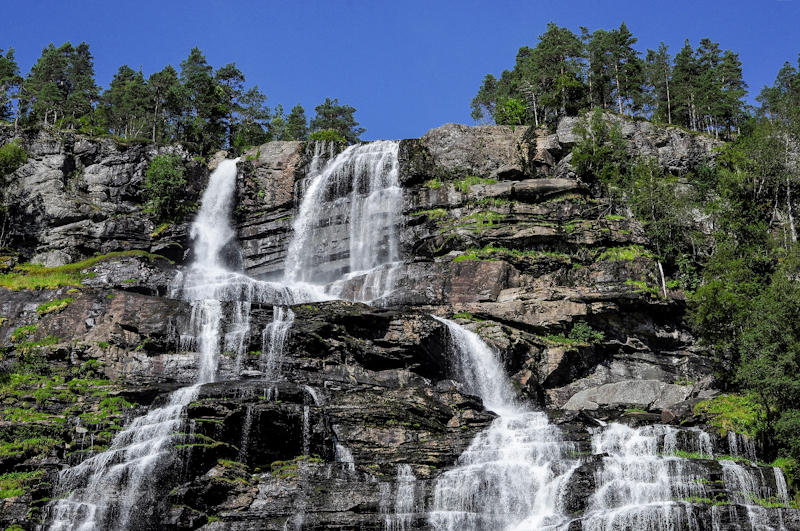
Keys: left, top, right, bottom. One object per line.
{"left": 694, "top": 394, "right": 760, "bottom": 438}
{"left": 308, "top": 129, "right": 346, "bottom": 143}
{"left": 542, "top": 322, "right": 604, "bottom": 345}
{"left": 36, "top": 297, "right": 74, "bottom": 316}
{"left": 567, "top": 321, "right": 605, "bottom": 343}
{"left": 495, "top": 97, "right": 526, "bottom": 125}
{"left": 598, "top": 245, "right": 652, "bottom": 261}
{"left": 424, "top": 178, "right": 443, "bottom": 189}
{"left": 0, "top": 250, "right": 171, "bottom": 290}
{"left": 21, "top": 42, "right": 98, "bottom": 129}
{"left": 143, "top": 154, "right": 187, "bottom": 221}
{"left": 454, "top": 245, "right": 570, "bottom": 263}
{"left": 411, "top": 208, "right": 447, "bottom": 220}
{"left": 472, "top": 24, "right": 747, "bottom": 134}
{"left": 0, "top": 140, "right": 27, "bottom": 178}
{"left": 0, "top": 48, "right": 22, "bottom": 123}
{"left": 10, "top": 324, "right": 37, "bottom": 342}
{"left": 283, "top": 104, "right": 308, "bottom": 140}
{"left": 0, "top": 470, "right": 45, "bottom": 499}
{"left": 454, "top": 176, "right": 497, "bottom": 193}
{"left": 572, "top": 109, "right": 628, "bottom": 188}
{"left": 0, "top": 437, "right": 60, "bottom": 458}
{"left": 309, "top": 97, "right": 364, "bottom": 143}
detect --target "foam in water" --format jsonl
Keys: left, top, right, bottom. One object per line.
{"left": 428, "top": 318, "right": 578, "bottom": 530}
{"left": 47, "top": 159, "right": 242, "bottom": 530}
{"left": 383, "top": 465, "right": 420, "bottom": 531}
{"left": 284, "top": 140, "right": 402, "bottom": 302}
{"left": 579, "top": 423, "right": 706, "bottom": 531}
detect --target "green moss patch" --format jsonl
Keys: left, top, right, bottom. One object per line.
{"left": 694, "top": 394, "right": 760, "bottom": 438}
{"left": 0, "top": 250, "right": 172, "bottom": 290}
{"left": 36, "top": 297, "right": 74, "bottom": 316}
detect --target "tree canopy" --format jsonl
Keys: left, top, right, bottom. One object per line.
{"left": 472, "top": 22, "right": 747, "bottom": 137}
{"left": 0, "top": 43, "right": 363, "bottom": 154}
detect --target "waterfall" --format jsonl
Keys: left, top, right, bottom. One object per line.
{"left": 284, "top": 140, "right": 402, "bottom": 302}
{"left": 428, "top": 318, "right": 578, "bottom": 530}
{"left": 579, "top": 424, "right": 706, "bottom": 531}
{"left": 260, "top": 305, "right": 295, "bottom": 380}
{"left": 384, "top": 465, "right": 421, "bottom": 531}
{"left": 46, "top": 159, "right": 243, "bottom": 530}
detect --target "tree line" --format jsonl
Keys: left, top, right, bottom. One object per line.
{"left": 471, "top": 22, "right": 748, "bottom": 138}
{"left": 0, "top": 43, "right": 365, "bottom": 154}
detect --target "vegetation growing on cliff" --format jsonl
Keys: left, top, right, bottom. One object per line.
{"left": 564, "top": 49, "right": 800, "bottom": 480}
{"left": 144, "top": 154, "right": 188, "bottom": 221}
{"left": 0, "top": 250, "right": 171, "bottom": 290}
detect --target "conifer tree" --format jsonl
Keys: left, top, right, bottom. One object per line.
{"left": 0, "top": 48, "right": 22, "bottom": 124}
{"left": 310, "top": 97, "right": 365, "bottom": 143}
{"left": 284, "top": 104, "right": 308, "bottom": 140}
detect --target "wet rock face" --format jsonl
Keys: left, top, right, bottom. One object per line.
{"left": 2, "top": 119, "right": 797, "bottom": 529}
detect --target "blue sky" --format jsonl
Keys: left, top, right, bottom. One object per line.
{"left": 2, "top": 0, "right": 799, "bottom": 140}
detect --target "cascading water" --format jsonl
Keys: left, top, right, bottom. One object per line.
{"left": 284, "top": 140, "right": 402, "bottom": 303}
{"left": 45, "top": 140, "right": 405, "bottom": 530}
{"left": 578, "top": 423, "right": 707, "bottom": 531}
{"left": 428, "top": 318, "right": 579, "bottom": 530}
{"left": 46, "top": 159, "right": 243, "bottom": 531}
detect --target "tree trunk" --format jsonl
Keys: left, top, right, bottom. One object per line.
{"left": 665, "top": 71, "right": 672, "bottom": 124}
{"left": 614, "top": 62, "right": 623, "bottom": 114}
{"left": 152, "top": 100, "right": 160, "bottom": 143}
{"left": 787, "top": 144, "right": 797, "bottom": 243}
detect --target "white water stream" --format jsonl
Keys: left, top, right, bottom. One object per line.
{"left": 285, "top": 140, "right": 401, "bottom": 303}
{"left": 47, "top": 159, "right": 244, "bottom": 530}
{"left": 428, "top": 318, "right": 579, "bottom": 530}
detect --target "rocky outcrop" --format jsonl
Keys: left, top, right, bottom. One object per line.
{"left": 0, "top": 126, "right": 208, "bottom": 265}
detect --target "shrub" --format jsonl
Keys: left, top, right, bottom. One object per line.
{"left": 308, "top": 129, "right": 346, "bottom": 143}
{"left": 694, "top": 394, "right": 760, "bottom": 437}
{"left": 36, "top": 297, "right": 74, "bottom": 316}
{"left": 0, "top": 140, "right": 27, "bottom": 179}
{"left": 143, "top": 154, "right": 187, "bottom": 221}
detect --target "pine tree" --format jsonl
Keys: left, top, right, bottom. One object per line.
{"left": 101, "top": 65, "right": 149, "bottom": 138}
{"left": 530, "top": 23, "right": 585, "bottom": 122}
{"left": 0, "top": 49, "right": 22, "bottom": 125}
{"left": 284, "top": 104, "right": 308, "bottom": 140}
{"left": 63, "top": 42, "right": 98, "bottom": 129}
{"left": 179, "top": 47, "right": 225, "bottom": 154}
{"left": 148, "top": 65, "right": 181, "bottom": 143}
{"left": 310, "top": 97, "right": 364, "bottom": 143}
{"left": 644, "top": 43, "right": 672, "bottom": 123}
{"left": 233, "top": 85, "right": 269, "bottom": 149}
{"left": 215, "top": 62, "right": 245, "bottom": 147}
{"left": 470, "top": 74, "right": 499, "bottom": 123}
{"left": 671, "top": 40, "right": 701, "bottom": 130}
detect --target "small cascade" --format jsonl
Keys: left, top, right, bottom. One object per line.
{"left": 728, "top": 431, "right": 757, "bottom": 463}
{"left": 333, "top": 428, "right": 356, "bottom": 473}
{"left": 428, "top": 318, "right": 578, "bottom": 530}
{"left": 775, "top": 467, "right": 791, "bottom": 505}
{"left": 579, "top": 424, "right": 707, "bottom": 531}
{"left": 237, "top": 404, "right": 255, "bottom": 463}
{"left": 47, "top": 159, "right": 243, "bottom": 530}
{"left": 384, "top": 465, "right": 421, "bottom": 531}
{"left": 284, "top": 140, "right": 402, "bottom": 303}
{"left": 261, "top": 306, "right": 295, "bottom": 380}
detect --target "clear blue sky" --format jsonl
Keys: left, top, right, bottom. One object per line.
{"left": 2, "top": 0, "right": 799, "bottom": 140}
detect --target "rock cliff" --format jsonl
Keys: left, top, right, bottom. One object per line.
{"left": 0, "top": 118, "right": 796, "bottom": 530}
